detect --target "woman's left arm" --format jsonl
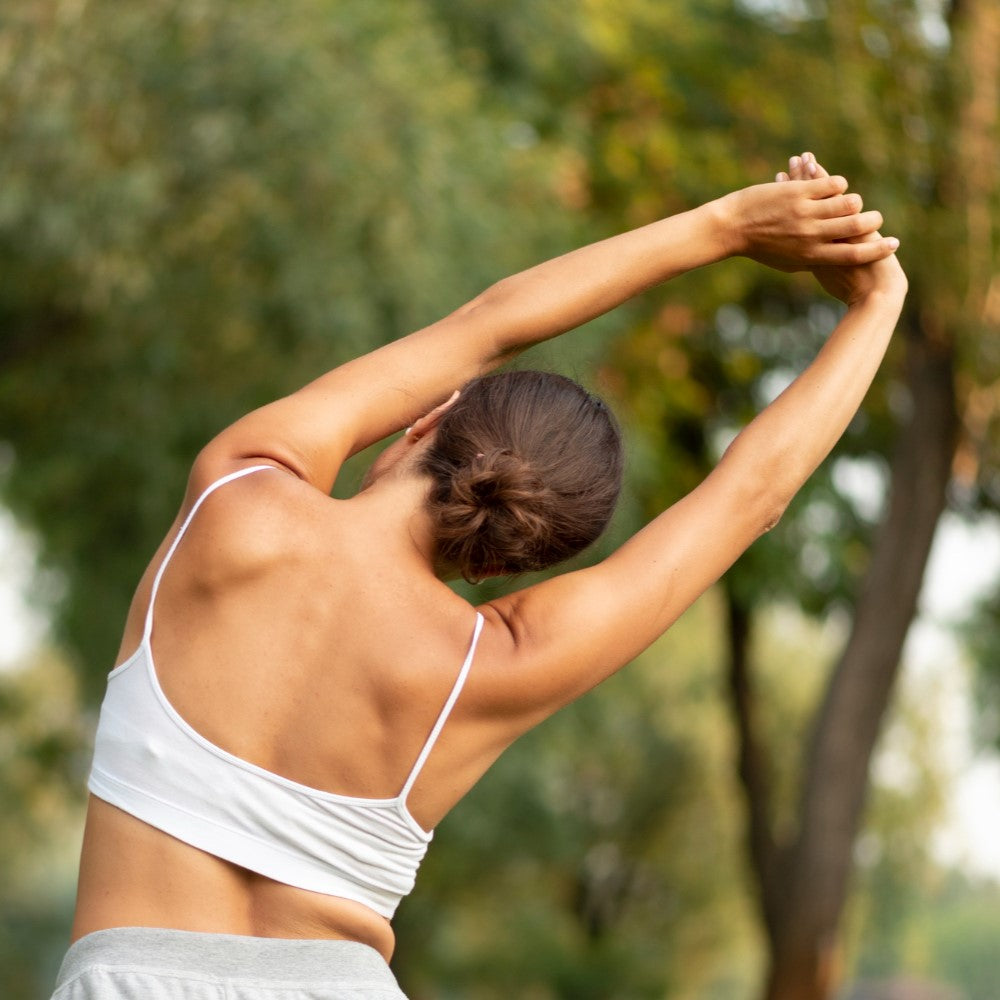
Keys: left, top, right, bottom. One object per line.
{"left": 196, "top": 170, "right": 894, "bottom": 493}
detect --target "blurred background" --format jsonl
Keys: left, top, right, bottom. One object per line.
{"left": 1, "top": 1, "right": 998, "bottom": 998}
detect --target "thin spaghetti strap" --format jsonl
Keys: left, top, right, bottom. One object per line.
{"left": 400, "top": 612, "right": 485, "bottom": 801}
{"left": 141, "top": 465, "right": 279, "bottom": 642}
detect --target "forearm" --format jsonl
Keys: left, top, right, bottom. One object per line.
{"left": 461, "top": 200, "right": 731, "bottom": 360}
{"left": 723, "top": 283, "right": 906, "bottom": 521}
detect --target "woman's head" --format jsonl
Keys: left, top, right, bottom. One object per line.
{"left": 420, "top": 371, "right": 623, "bottom": 582}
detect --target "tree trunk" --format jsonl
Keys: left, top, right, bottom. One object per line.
{"left": 724, "top": 578, "right": 785, "bottom": 947}
{"left": 729, "top": 0, "right": 998, "bottom": 994}
{"left": 726, "top": 314, "right": 957, "bottom": 1000}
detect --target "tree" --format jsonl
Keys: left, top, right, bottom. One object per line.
{"left": 589, "top": 2, "right": 998, "bottom": 996}
{"left": 729, "top": 4, "right": 996, "bottom": 996}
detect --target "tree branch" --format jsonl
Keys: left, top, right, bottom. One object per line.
{"left": 723, "top": 578, "right": 783, "bottom": 942}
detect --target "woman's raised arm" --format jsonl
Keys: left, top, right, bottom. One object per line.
{"left": 197, "top": 171, "right": 897, "bottom": 493}
{"left": 474, "top": 164, "right": 907, "bottom": 732}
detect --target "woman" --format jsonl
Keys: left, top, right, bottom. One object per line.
{"left": 54, "top": 153, "right": 905, "bottom": 998}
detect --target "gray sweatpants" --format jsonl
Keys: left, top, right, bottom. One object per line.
{"left": 51, "top": 927, "right": 410, "bottom": 1000}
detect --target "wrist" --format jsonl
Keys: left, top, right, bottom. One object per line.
{"left": 851, "top": 266, "right": 908, "bottom": 305}
{"left": 701, "top": 193, "right": 744, "bottom": 261}
{"left": 847, "top": 279, "right": 908, "bottom": 313}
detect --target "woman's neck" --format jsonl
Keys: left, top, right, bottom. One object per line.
{"left": 352, "top": 473, "right": 440, "bottom": 574}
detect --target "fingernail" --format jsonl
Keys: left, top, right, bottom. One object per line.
{"left": 790, "top": 156, "right": 801, "bottom": 170}
{"left": 886, "top": 237, "right": 900, "bottom": 250}
{"left": 404, "top": 426, "right": 413, "bottom": 435}
{"left": 807, "top": 161, "right": 817, "bottom": 175}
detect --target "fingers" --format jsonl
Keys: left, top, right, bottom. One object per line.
{"left": 777, "top": 151, "right": 841, "bottom": 190}
{"left": 801, "top": 152, "right": 830, "bottom": 180}
{"left": 409, "top": 389, "right": 460, "bottom": 436}
{"left": 820, "top": 208, "right": 884, "bottom": 240}
{"left": 773, "top": 173, "right": 850, "bottom": 197}
{"left": 812, "top": 192, "right": 865, "bottom": 220}
{"left": 804, "top": 174, "right": 849, "bottom": 198}
{"left": 777, "top": 152, "right": 814, "bottom": 182}
{"left": 789, "top": 154, "right": 810, "bottom": 181}
{"left": 792, "top": 151, "right": 831, "bottom": 180}
{"left": 813, "top": 235, "right": 901, "bottom": 266}
{"left": 803, "top": 154, "right": 901, "bottom": 251}
{"left": 779, "top": 151, "right": 872, "bottom": 224}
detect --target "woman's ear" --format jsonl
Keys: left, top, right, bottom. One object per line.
{"left": 406, "top": 390, "right": 460, "bottom": 441}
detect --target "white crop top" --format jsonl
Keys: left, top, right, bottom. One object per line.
{"left": 88, "top": 465, "right": 485, "bottom": 919}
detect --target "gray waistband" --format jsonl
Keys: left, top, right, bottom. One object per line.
{"left": 56, "top": 926, "right": 401, "bottom": 989}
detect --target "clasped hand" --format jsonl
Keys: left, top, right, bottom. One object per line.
{"left": 722, "top": 151, "right": 905, "bottom": 305}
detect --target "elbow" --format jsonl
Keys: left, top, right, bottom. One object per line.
{"left": 719, "top": 440, "right": 795, "bottom": 538}
{"left": 736, "top": 480, "right": 790, "bottom": 539}
{"left": 758, "top": 496, "right": 789, "bottom": 535}
{"left": 741, "top": 473, "right": 796, "bottom": 540}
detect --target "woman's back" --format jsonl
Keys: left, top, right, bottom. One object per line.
{"left": 72, "top": 464, "right": 499, "bottom": 959}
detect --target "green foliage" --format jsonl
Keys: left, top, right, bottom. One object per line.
{"left": 0, "top": 651, "right": 89, "bottom": 865}
{"left": 0, "top": 651, "right": 89, "bottom": 1000}
{"left": 960, "top": 597, "right": 1000, "bottom": 764}
{"left": 926, "top": 874, "right": 1000, "bottom": 1000}
{"left": 846, "top": 666, "right": 953, "bottom": 979}
{"left": 0, "top": 0, "right": 581, "bottom": 698}
{"left": 847, "top": 871, "right": 1000, "bottom": 1000}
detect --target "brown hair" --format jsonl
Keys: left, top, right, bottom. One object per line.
{"left": 420, "top": 371, "right": 623, "bottom": 582}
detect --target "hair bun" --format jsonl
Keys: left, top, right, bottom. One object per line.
{"left": 420, "top": 371, "right": 624, "bottom": 582}
{"left": 466, "top": 450, "right": 533, "bottom": 506}
{"left": 436, "top": 450, "right": 552, "bottom": 577}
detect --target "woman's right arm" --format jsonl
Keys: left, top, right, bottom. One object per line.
{"left": 475, "top": 215, "right": 907, "bottom": 731}
{"left": 195, "top": 173, "right": 897, "bottom": 494}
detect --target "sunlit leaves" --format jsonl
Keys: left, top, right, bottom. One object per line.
{"left": 0, "top": 0, "right": 577, "bottom": 692}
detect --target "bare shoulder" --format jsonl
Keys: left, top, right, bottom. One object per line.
{"left": 180, "top": 460, "right": 339, "bottom": 577}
